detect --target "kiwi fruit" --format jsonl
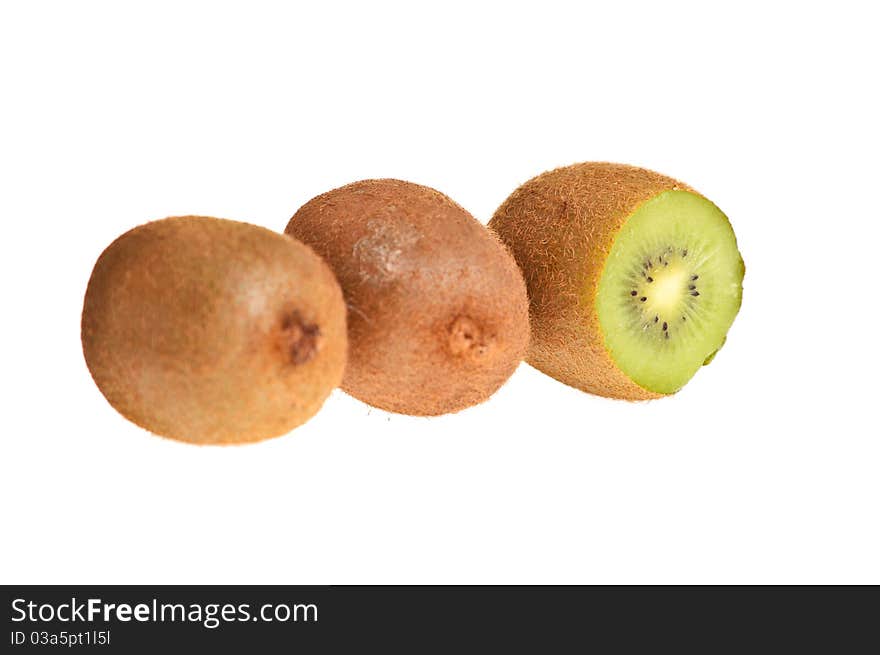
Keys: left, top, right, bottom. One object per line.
{"left": 82, "top": 216, "right": 347, "bottom": 444}
{"left": 285, "top": 179, "right": 530, "bottom": 415}
{"left": 489, "top": 162, "right": 744, "bottom": 400}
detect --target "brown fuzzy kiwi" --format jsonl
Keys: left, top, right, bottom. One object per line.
{"left": 285, "top": 179, "right": 530, "bottom": 416}
{"left": 489, "top": 162, "right": 743, "bottom": 400}
{"left": 82, "top": 216, "right": 347, "bottom": 444}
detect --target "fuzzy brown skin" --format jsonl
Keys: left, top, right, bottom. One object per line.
{"left": 489, "top": 163, "right": 696, "bottom": 401}
{"left": 82, "top": 216, "right": 347, "bottom": 444}
{"left": 286, "top": 179, "right": 530, "bottom": 416}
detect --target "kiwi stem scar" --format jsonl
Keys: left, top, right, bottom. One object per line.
{"left": 448, "top": 316, "right": 489, "bottom": 357}
{"left": 281, "top": 310, "right": 323, "bottom": 365}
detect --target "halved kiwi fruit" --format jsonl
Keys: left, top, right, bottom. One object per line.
{"left": 82, "top": 216, "right": 347, "bottom": 444}
{"left": 286, "top": 179, "right": 530, "bottom": 416}
{"left": 489, "top": 162, "right": 744, "bottom": 399}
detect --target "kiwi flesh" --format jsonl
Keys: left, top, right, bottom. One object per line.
{"left": 489, "top": 162, "right": 744, "bottom": 399}
{"left": 286, "top": 179, "right": 530, "bottom": 415}
{"left": 82, "top": 216, "right": 347, "bottom": 444}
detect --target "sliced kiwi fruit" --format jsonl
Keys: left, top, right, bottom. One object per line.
{"left": 82, "top": 216, "right": 347, "bottom": 444}
{"left": 489, "top": 162, "right": 744, "bottom": 399}
{"left": 286, "top": 179, "right": 530, "bottom": 416}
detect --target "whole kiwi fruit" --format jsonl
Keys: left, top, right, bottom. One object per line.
{"left": 285, "top": 179, "right": 530, "bottom": 416}
{"left": 82, "top": 216, "right": 347, "bottom": 444}
{"left": 489, "top": 162, "right": 744, "bottom": 400}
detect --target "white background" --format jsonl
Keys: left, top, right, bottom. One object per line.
{"left": 1, "top": 1, "right": 878, "bottom": 584}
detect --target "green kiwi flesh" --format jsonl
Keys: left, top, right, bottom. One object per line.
{"left": 595, "top": 190, "right": 744, "bottom": 394}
